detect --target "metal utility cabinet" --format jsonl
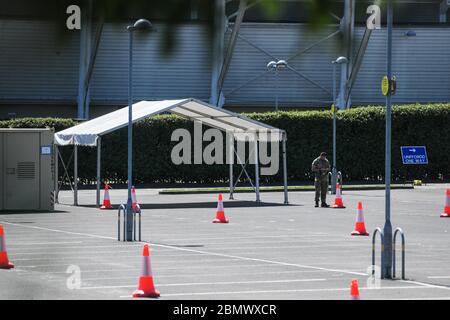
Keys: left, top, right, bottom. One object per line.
{"left": 0, "top": 128, "right": 55, "bottom": 211}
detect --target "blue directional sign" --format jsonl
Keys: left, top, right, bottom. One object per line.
{"left": 401, "top": 146, "right": 428, "bottom": 165}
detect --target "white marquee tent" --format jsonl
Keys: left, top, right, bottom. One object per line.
{"left": 54, "top": 98, "right": 288, "bottom": 205}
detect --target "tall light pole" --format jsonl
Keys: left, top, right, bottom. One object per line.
{"left": 331, "top": 56, "right": 348, "bottom": 194}
{"left": 126, "top": 19, "right": 155, "bottom": 241}
{"left": 267, "top": 60, "right": 287, "bottom": 111}
{"left": 383, "top": 0, "right": 394, "bottom": 279}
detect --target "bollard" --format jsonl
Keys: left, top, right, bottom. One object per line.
{"left": 393, "top": 228, "right": 406, "bottom": 280}
{"left": 372, "top": 227, "right": 385, "bottom": 279}
{"left": 118, "top": 204, "right": 126, "bottom": 241}
{"left": 372, "top": 226, "right": 406, "bottom": 280}
{"left": 118, "top": 203, "right": 141, "bottom": 242}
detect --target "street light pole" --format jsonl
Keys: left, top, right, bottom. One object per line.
{"left": 275, "top": 68, "right": 279, "bottom": 111}
{"left": 267, "top": 60, "right": 287, "bottom": 112}
{"left": 332, "top": 62, "right": 337, "bottom": 194}
{"left": 383, "top": 0, "right": 394, "bottom": 279}
{"left": 126, "top": 25, "right": 134, "bottom": 242}
{"left": 126, "top": 19, "right": 154, "bottom": 242}
{"left": 331, "top": 57, "right": 348, "bottom": 194}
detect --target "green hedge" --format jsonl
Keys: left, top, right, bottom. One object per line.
{"left": 1, "top": 103, "right": 449, "bottom": 185}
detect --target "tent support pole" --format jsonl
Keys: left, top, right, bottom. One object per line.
{"left": 229, "top": 134, "right": 234, "bottom": 200}
{"left": 96, "top": 137, "right": 102, "bottom": 207}
{"left": 282, "top": 133, "right": 289, "bottom": 205}
{"left": 254, "top": 134, "right": 260, "bottom": 203}
{"left": 74, "top": 145, "right": 78, "bottom": 206}
{"left": 54, "top": 145, "right": 59, "bottom": 204}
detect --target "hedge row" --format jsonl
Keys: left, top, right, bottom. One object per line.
{"left": 1, "top": 103, "right": 449, "bottom": 185}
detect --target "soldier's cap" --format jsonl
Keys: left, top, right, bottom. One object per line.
{"left": 320, "top": 152, "right": 327, "bottom": 157}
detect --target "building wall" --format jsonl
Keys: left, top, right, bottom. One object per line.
{"left": 0, "top": 20, "right": 212, "bottom": 112}
{"left": 0, "top": 20, "right": 79, "bottom": 104}
{"left": 90, "top": 23, "right": 212, "bottom": 104}
{"left": 1, "top": 19, "right": 450, "bottom": 118}
{"left": 223, "top": 23, "right": 450, "bottom": 107}
{"left": 222, "top": 24, "right": 340, "bottom": 107}
{"left": 352, "top": 26, "right": 450, "bottom": 105}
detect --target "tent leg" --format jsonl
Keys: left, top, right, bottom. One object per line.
{"left": 229, "top": 134, "right": 234, "bottom": 200}
{"left": 96, "top": 137, "right": 102, "bottom": 207}
{"left": 254, "top": 135, "right": 261, "bottom": 203}
{"left": 229, "top": 162, "right": 234, "bottom": 199}
{"left": 74, "top": 145, "right": 78, "bottom": 206}
{"left": 54, "top": 145, "right": 59, "bottom": 204}
{"left": 282, "top": 134, "right": 289, "bottom": 205}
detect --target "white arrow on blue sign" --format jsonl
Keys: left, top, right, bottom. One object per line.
{"left": 400, "top": 146, "right": 428, "bottom": 165}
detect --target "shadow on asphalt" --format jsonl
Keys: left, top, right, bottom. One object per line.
{"left": 76, "top": 201, "right": 300, "bottom": 210}
{"left": 0, "top": 210, "right": 69, "bottom": 216}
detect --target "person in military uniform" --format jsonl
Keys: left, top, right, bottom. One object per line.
{"left": 311, "top": 152, "right": 331, "bottom": 207}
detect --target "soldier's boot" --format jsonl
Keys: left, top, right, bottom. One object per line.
{"left": 321, "top": 202, "right": 330, "bottom": 208}
{"left": 315, "top": 201, "right": 319, "bottom": 208}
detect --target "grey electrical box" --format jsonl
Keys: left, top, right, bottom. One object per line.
{"left": 0, "top": 128, "right": 55, "bottom": 211}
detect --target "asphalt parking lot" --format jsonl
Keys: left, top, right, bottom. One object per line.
{"left": 1, "top": 184, "right": 450, "bottom": 300}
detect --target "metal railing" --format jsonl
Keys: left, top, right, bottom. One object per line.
{"left": 372, "top": 227, "right": 406, "bottom": 280}
{"left": 393, "top": 228, "right": 406, "bottom": 280}
{"left": 118, "top": 204, "right": 126, "bottom": 241}
{"left": 117, "top": 203, "right": 142, "bottom": 242}
{"left": 372, "top": 227, "right": 385, "bottom": 279}
{"left": 133, "top": 204, "right": 142, "bottom": 242}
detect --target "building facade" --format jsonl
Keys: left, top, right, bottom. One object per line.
{"left": 0, "top": 0, "right": 449, "bottom": 118}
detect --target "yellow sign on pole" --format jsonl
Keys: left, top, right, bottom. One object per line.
{"left": 331, "top": 104, "right": 335, "bottom": 113}
{"left": 381, "top": 76, "right": 389, "bottom": 96}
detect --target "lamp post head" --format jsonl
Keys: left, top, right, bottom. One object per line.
{"left": 332, "top": 56, "right": 348, "bottom": 65}
{"left": 267, "top": 60, "right": 288, "bottom": 70}
{"left": 127, "top": 19, "right": 155, "bottom": 32}
{"left": 267, "top": 61, "right": 277, "bottom": 70}
{"left": 276, "top": 60, "right": 288, "bottom": 69}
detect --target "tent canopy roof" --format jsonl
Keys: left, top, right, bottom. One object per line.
{"left": 55, "top": 98, "right": 285, "bottom": 146}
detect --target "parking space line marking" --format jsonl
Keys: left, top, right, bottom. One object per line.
{"left": 403, "top": 280, "right": 450, "bottom": 290}
{"left": 7, "top": 244, "right": 141, "bottom": 250}
{"left": 149, "top": 242, "right": 368, "bottom": 277}
{"left": 3, "top": 220, "right": 367, "bottom": 276}
{"left": 2, "top": 220, "right": 366, "bottom": 276}
{"left": 7, "top": 241, "right": 84, "bottom": 246}
{"left": 11, "top": 255, "right": 137, "bottom": 261}
{"left": 154, "top": 234, "right": 337, "bottom": 242}
{"left": 118, "top": 285, "right": 437, "bottom": 298}
{"left": 428, "top": 276, "right": 450, "bottom": 279}
{"left": 17, "top": 263, "right": 276, "bottom": 272}
{"left": 0, "top": 222, "right": 116, "bottom": 240}
{"left": 4, "top": 220, "right": 449, "bottom": 293}
{"left": 11, "top": 245, "right": 369, "bottom": 256}
{"left": 80, "top": 278, "right": 328, "bottom": 290}
{"left": 81, "top": 270, "right": 333, "bottom": 281}
{"left": 395, "top": 297, "right": 450, "bottom": 300}
{"left": 9, "top": 249, "right": 145, "bottom": 256}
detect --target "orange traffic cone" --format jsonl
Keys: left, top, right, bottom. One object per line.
{"left": 213, "top": 194, "right": 229, "bottom": 224}
{"left": 350, "top": 279, "right": 360, "bottom": 300}
{"left": 131, "top": 186, "right": 138, "bottom": 210}
{"left": 0, "top": 225, "right": 14, "bottom": 270}
{"left": 132, "top": 244, "right": 160, "bottom": 298}
{"left": 100, "top": 184, "right": 113, "bottom": 210}
{"left": 351, "top": 202, "right": 369, "bottom": 236}
{"left": 331, "top": 183, "right": 346, "bottom": 208}
{"left": 440, "top": 189, "right": 450, "bottom": 218}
